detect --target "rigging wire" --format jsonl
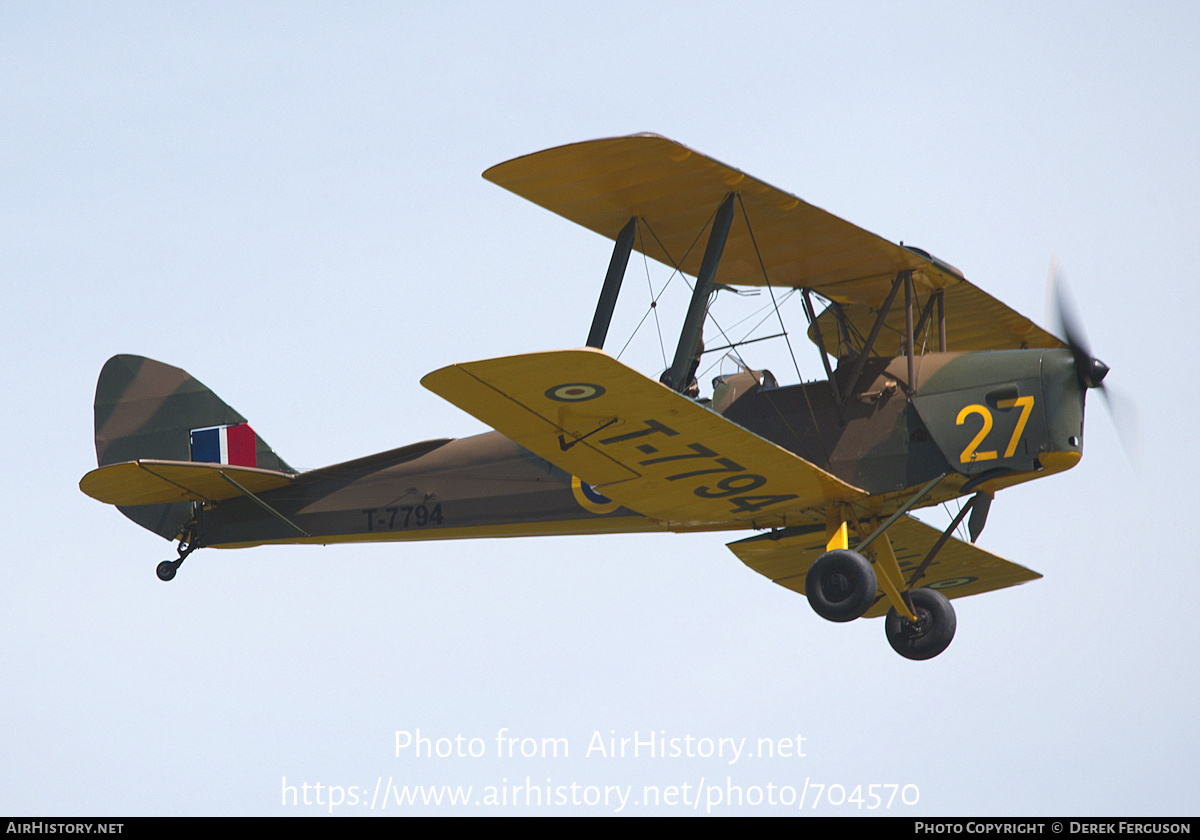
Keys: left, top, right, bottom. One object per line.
{"left": 615, "top": 222, "right": 674, "bottom": 364}
{"left": 697, "top": 290, "right": 797, "bottom": 382}
{"left": 614, "top": 212, "right": 714, "bottom": 368}
{"left": 941, "top": 498, "right": 970, "bottom": 543}
{"left": 734, "top": 193, "right": 832, "bottom": 464}
{"left": 609, "top": 202, "right": 798, "bottom": 388}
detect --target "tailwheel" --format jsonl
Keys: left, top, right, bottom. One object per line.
{"left": 885, "top": 588, "right": 956, "bottom": 660}
{"left": 805, "top": 549, "right": 878, "bottom": 623}
{"left": 157, "top": 519, "right": 199, "bottom": 582}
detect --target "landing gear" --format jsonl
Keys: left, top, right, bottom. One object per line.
{"left": 885, "top": 588, "right": 956, "bottom": 660}
{"left": 813, "top": 502, "right": 960, "bottom": 659}
{"left": 157, "top": 517, "right": 200, "bottom": 582}
{"left": 805, "top": 549, "right": 878, "bottom": 623}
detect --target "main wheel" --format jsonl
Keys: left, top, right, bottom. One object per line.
{"left": 885, "top": 588, "right": 956, "bottom": 660}
{"left": 156, "top": 560, "right": 178, "bottom": 582}
{"left": 805, "top": 549, "right": 877, "bottom": 622}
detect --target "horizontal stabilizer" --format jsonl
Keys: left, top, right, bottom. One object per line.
{"left": 80, "top": 460, "right": 295, "bottom": 507}
{"left": 728, "top": 515, "right": 1041, "bottom": 618}
{"left": 422, "top": 348, "right": 864, "bottom": 530}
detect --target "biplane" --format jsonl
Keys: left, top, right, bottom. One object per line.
{"left": 80, "top": 134, "right": 1116, "bottom": 660}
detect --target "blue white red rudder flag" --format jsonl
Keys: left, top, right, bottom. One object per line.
{"left": 190, "top": 423, "right": 257, "bottom": 467}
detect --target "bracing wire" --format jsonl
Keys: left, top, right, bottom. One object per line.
{"left": 614, "top": 210, "right": 716, "bottom": 369}
{"left": 734, "top": 194, "right": 832, "bottom": 463}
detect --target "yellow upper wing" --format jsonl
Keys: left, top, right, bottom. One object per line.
{"left": 422, "top": 348, "right": 865, "bottom": 530}
{"left": 728, "top": 515, "right": 1041, "bottom": 617}
{"left": 484, "top": 134, "right": 1063, "bottom": 353}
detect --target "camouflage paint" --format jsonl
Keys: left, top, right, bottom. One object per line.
{"left": 85, "top": 347, "right": 1089, "bottom": 551}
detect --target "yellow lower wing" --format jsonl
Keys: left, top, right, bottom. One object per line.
{"left": 422, "top": 348, "right": 865, "bottom": 529}
{"left": 80, "top": 460, "right": 295, "bottom": 506}
{"left": 728, "top": 515, "right": 1041, "bottom": 617}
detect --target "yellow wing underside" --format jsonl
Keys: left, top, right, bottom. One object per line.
{"left": 484, "top": 133, "right": 1063, "bottom": 353}
{"left": 728, "top": 516, "right": 1041, "bottom": 618}
{"left": 422, "top": 348, "right": 866, "bottom": 530}
{"left": 80, "top": 460, "right": 294, "bottom": 506}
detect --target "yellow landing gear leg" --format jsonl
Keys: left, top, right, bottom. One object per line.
{"left": 870, "top": 531, "right": 919, "bottom": 623}
{"left": 825, "top": 506, "right": 849, "bottom": 552}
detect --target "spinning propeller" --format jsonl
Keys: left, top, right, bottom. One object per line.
{"left": 1046, "top": 258, "right": 1140, "bottom": 466}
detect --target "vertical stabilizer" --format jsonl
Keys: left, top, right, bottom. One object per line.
{"left": 92, "top": 354, "right": 293, "bottom": 539}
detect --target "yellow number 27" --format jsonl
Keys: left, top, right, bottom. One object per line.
{"left": 956, "top": 396, "right": 1035, "bottom": 463}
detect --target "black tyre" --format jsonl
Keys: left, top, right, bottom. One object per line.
{"left": 156, "top": 560, "right": 178, "bottom": 582}
{"left": 805, "top": 549, "right": 877, "bottom": 622}
{"left": 885, "top": 588, "right": 956, "bottom": 660}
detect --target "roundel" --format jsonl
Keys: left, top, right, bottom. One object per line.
{"left": 927, "top": 576, "right": 977, "bottom": 590}
{"left": 545, "top": 383, "right": 605, "bottom": 402}
{"left": 571, "top": 476, "right": 620, "bottom": 515}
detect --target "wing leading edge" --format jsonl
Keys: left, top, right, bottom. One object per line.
{"left": 421, "top": 348, "right": 866, "bottom": 530}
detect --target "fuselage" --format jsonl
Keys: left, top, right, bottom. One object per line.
{"left": 200, "top": 431, "right": 664, "bottom": 548}
{"left": 725, "top": 349, "right": 1085, "bottom": 496}
{"left": 198, "top": 348, "right": 1087, "bottom": 549}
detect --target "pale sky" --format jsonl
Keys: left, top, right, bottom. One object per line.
{"left": 3, "top": 1, "right": 1198, "bottom": 815}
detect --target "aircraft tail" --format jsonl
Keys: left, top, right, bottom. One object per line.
{"left": 91, "top": 354, "right": 294, "bottom": 540}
